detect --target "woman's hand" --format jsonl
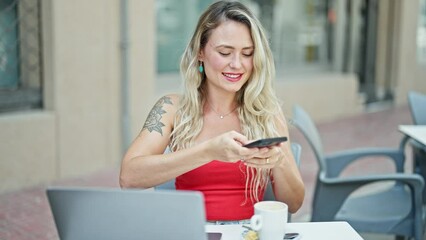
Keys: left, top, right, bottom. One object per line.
{"left": 202, "top": 131, "right": 285, "bottom": 168}
{"left": 242, "top": 143, "right": 284, "bottom": 169}
{"left": 203, "top": 131, "right": 263, "bottom": 163}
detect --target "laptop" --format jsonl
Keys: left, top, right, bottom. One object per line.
{"left": 46, "top": 187, "right": 222, "bottom": 240}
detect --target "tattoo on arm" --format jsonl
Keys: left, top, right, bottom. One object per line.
{"left": 141, "top": 96, "right": 173, "bottom": 136}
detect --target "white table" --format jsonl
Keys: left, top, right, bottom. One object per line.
{"left": 206, "top": 221, "right": 363, "bottom": 240}
{"left": 399, "top": 125, "right": 426, "bottom": 147}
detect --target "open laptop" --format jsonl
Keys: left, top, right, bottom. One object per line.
{"left": 46, "top": 187, "right": 222, "bottom": 240}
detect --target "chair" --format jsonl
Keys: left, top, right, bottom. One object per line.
{"left": 408, "top": 91, "right": 426, "bottom": 125}
{"left": 408, "top": 91, "right": 426, "bottom": 202}
{"left": 291, "top": 104, "right": 425, "bottom": 240}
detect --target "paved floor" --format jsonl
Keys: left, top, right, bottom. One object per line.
{"left": 0, "top": 104, "right": 417, "bottom": 239}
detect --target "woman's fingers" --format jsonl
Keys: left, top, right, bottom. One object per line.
{"left": 248, "top": 146, "right": 281, "bottom": 159}
{"left": 243, "top": 156, "right": 280, "bottom": 169}
{"left": 241, "top": 145, "right": 285, "bottom": 168}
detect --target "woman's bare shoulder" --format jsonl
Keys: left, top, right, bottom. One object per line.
{"left": 153, "top": 94, "right": 181, "bottom": 110}
{"left": 164, "top": 93, "right": 181, "bottom": 105}
{"left": 140, "top": 94, "right": 181, "bottom": 137}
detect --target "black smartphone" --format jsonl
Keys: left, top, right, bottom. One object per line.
{"left": 284, "top": 232, "right": 300, "bottom": 240}
{"left": 207, "top": 232, "right": 222, "bottom": 240}
{"left": 243, "top": 137, "right": 288, "bottom": 148}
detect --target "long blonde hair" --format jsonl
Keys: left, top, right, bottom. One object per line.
{"left": 170, "top": 1, "right": 282, "bottom": 202}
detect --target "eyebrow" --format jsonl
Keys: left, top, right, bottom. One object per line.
{"left": 215, "top": 45, "right": 254, "bottom": 50}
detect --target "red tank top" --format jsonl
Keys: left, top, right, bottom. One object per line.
{"left": 175, "top": 160, "right": 264, "bottom": 221}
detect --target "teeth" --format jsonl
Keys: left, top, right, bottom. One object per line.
{"left": 224, "top": 73, "right": 240, "bottom": 78}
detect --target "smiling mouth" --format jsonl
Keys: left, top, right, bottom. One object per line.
{"left": 223, "top": 73, "right": 243, "bottom": 82}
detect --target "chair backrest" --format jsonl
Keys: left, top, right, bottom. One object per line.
{"left": 291, "top": 105, "right": 326, "bottom": 172}
{"left": 408, "top": 91, "right": 426, "bottom": 125}
{"left": 291, "top": 142, "right": 302, "bottom": 167}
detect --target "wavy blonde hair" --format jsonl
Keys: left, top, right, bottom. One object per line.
{"left": 170, "top": 1, "right": 282, "bottom": 202}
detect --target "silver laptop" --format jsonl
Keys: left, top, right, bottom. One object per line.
{"left": 46, "top": 187, "right": 222, "bottom": 240}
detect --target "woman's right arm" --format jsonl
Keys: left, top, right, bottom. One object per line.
{"left": 119, "top": 94, "right": 207, "bottom": 188}
{"left": 119, "top": 94, "right": 261, "bottom": 189}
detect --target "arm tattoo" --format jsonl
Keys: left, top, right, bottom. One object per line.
{"left": 141, "top": 96, "right": 173, "bottom": 136}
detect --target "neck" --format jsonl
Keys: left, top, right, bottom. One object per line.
{"left": 206, "top": 99, "right": 238, "bottom": 119}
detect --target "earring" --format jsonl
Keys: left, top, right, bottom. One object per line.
{"left": 199, "top": 62, "right": 204, "bottom": 73}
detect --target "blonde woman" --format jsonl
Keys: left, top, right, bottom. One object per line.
{"left": 120, "top": 1, "right": 304, "bottom": 223}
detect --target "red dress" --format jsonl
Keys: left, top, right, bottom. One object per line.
{"left": 175, "top": 160, "right": 264, "bottom": 220}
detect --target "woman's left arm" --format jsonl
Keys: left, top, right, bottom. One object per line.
{"left": 270, "top": 110, "right": 305, "bottom": 213}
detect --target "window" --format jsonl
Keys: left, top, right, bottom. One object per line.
{"left": 156, "top": 0, "right": 212, "bottom": 73}
{"left": 0, "top": 0, "right": 42, "bottom": 113}
{"left": 156, "top": 0, "right": 334, "bottom": 76}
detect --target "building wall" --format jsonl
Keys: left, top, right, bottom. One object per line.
{"left": 276, "top": 73, "right": 363, "bottom": 122}
{"left": 0, "top": 112, "right": 56, "bottom": 191}
{"left": 48, "top": 0, "right": 121, "bottom": 177}
{"left": 0, "top": 0, "right": 155, "bottom": 193}
{"left": 394, "top": 0, "right": 426, "bottom": 104}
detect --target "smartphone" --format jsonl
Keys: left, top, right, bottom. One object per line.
{"left": 284, "top": 232, "right": 301, "bottom": 240}
{"left": 243, "top": 137, "right": 288, "bottom": 148}
{"left": 207, "top": 232, "right": 222, "bottom": 240}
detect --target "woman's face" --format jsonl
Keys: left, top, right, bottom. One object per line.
{"left": 199, "top": 20, "right": 254, "bottom": 94}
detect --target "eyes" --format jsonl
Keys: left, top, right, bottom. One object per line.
{"left": 218, "top": 51, "right": 253, "bottom": 57}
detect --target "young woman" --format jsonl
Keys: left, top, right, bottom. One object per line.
{"left": 120, "top": 1, "right": 304, "bottom": 223}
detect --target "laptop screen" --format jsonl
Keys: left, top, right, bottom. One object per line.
{"left": 47, "top": 187, "right": 217, "bottom": 240}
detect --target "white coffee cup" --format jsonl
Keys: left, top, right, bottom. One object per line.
{"left": 250, "top": 201, "right": 288, "bottom": 240}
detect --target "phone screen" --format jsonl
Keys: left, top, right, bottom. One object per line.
{"left": 284, "top": 233, "right": 300, "bottom": 240}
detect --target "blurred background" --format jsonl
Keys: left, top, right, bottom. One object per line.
{"left": 0, "top": 0, "right": 425, "bottom": 200}
{"left": 1, "top": 1, "right": 425, "bottom": 239}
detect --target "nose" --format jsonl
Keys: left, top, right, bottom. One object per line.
{"left": 229, "top": 54, "right": 242, "bottom": 69}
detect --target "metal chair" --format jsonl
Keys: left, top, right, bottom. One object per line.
{"left": 291, "top": 104, "right": 425, "bottom": 240}
{"left": 408, "top": 91, "right": 426, "bottom": 125}
{"left": 408, "top": 91, "right": 426, "bottom": 203}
